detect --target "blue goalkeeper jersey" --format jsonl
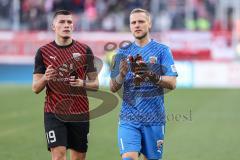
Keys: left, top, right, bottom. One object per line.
{"left": 111, "top": 39, "right": 178, "bottom": 125}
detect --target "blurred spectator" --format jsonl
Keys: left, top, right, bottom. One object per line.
{"left": 0, "top": 0, "right": 11, "bottom": 18}
{"left": 21, "top": 0, "right": 48, "bottom": 30}
{"left": 0, "top": 0, "right": 237, "bottom": 32}
{"left": 169, "top": 0, "right": 186, "bottom": 30}
{"left": 0, "top": 0, "right": 12, "bottom": 29}
{"left": 82, "top": 0, "right": 97, "bottom": 30}
{"left": 226, "top": 7, "right": 234, "bottom": 32}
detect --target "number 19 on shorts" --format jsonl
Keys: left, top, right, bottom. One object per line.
{"left": 46, "top": 130, "right": 56, "bottom": 144}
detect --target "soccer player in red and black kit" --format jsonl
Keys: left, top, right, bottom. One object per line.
{"left": 32, "top": 10, "right": 99, "bottom": 160}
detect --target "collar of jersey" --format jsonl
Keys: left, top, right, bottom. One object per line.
{"left": 133, "top": 39, "right": 153, "bottom": 48}
{"left": 53, "top": 40, "right": 74, "bottom": 48}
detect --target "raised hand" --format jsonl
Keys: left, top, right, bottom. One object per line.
{"left": 44, "top": 65, "right": 57, "bottom": 81}
{"left": 119, "top": 59, "right": 128, "bottom": 77}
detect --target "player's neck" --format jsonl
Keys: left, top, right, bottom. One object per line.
{"left": 135, "top": 35, "right": 151, "bottom": 47}
{"left": 55, "top": 37, "right": 73, "bottom": 46}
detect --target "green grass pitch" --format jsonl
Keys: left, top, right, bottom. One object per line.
{"left": 0, "top": 85, "right": 239, "bottom": 160}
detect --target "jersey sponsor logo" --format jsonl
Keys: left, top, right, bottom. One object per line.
{"left": 49, "top": 56, "right": 57, "bottom": 60}
{"left": 149, "top": 56, "right": 157, "bottom": 64}
{"left": 171, "top": 64, "right": 177, "bottom": 72}
{"left": 72, "top": 52, "right": 81, "bottom": 61}
{"left": 58, "top": 63, "right": 69, "bottom": 77}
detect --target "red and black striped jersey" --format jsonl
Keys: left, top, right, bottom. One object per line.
{"left": 33, "top": 40, "right": 96, "bottom": 115}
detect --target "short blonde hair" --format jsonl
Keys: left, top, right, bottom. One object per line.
{"left": 130, "top": 8, "right": 151, "bottom": 21}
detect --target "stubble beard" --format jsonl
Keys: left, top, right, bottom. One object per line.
{"left": 61, "top": 31, "right": 72, "bottom": 40}
{"left": 135, "top": 32, "right": 148, "bottom": 40}
{"left": 62, "top": 35, "right": 71, "bottom": 40}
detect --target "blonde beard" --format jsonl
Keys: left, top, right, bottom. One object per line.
{"left": 135, "top": 32, "right": 147, "bottom": 40}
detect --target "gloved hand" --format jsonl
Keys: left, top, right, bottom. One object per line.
{"left": 145, "top": 71, "right": 161, "bottom": 84}
{"left": 128, "top": 54, "right": 148, "bottom": 86}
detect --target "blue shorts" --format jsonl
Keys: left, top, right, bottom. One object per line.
{"left": 118, "top": 120, "right": 165, "bottom": 159}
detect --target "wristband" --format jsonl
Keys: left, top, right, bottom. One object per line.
{"left": 83, "top": 80, "right": 86, "bottom": 87}
{"left": 158, "top": 76, "right": 162, "bottom": 84}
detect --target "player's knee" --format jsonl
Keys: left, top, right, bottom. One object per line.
{"left": 122, "top": 152, "right": 138, "bottom": 160}
{"left": 52, "top": 153, "right": 66, "bottom": 160}
{"left": 70, "top": 149, "right": 86, "bottom": 160}
{"left": 51, "top": 147, "right": 66, "bottom": 160}
{"left": 71, "top": 157, "right": 85, "bottom": 160}
{"left": 71, "top": 153, "right": 86, "bottom": 160}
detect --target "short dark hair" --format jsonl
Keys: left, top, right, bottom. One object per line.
{"left": 53, "top": 10, "right": 72, "bottom": 19}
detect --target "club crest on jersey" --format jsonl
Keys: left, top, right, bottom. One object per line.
{"left": 149, "top": 56, "right": 157, "bottom": 64}
{"left": 72, "top": 53, "right": 81, "bottom": 61}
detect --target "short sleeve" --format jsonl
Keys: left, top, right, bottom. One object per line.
{"left": 86, "top": 46, "right": 97, "bottom": 73}
{"left": 160, "top": 48, "right": 178, "bottom": 76}
{"left": 33, "top": 49, "right": 46, "bottom": 74}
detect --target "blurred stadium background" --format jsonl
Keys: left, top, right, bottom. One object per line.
{"left": 0, "top": 0, "right": 240, "bottom": 160}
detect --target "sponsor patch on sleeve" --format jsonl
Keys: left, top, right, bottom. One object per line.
{"left": 171, "top": 64, "right": 177, "bottom": 72}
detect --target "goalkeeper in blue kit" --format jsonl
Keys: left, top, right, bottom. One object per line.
{"left": 110, "top": 8, "right": 178, "bottom": 160}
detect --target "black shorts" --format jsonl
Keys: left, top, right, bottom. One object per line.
{"left": 44, "top": 112, "right": 89, "bottom": 152}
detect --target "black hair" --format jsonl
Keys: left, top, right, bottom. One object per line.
{"left": 53, "top": 10, "right": 72, "bottom": 19}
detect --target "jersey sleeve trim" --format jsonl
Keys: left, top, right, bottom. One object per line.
{"left": 33, "top": 48, "right": 46, "bottom": 74}
{"left": 86, "top": 46, "right": 97, "bottom": 73}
